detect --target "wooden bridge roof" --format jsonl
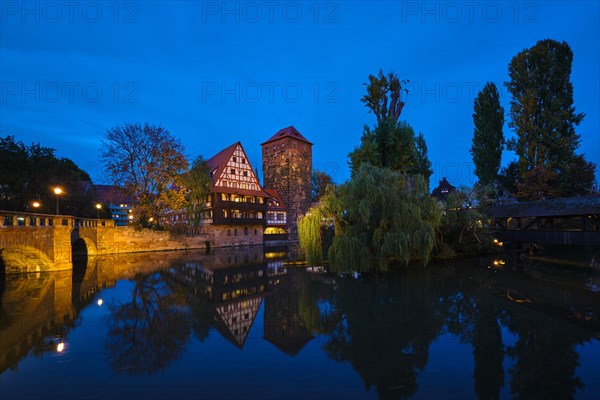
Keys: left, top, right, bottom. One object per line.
{"left": 488, "top": 196, "right": 600, "bottom": 218}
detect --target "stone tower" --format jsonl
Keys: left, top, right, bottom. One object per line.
{"left": 261, "top": 126, "right": 313, "bottom": 241}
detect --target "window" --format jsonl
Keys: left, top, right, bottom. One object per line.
{"left": 273, "top": 145, "right": 276, "bottom": 150}
{"left": 244, "top": 227, "right": 248, "bottom": 235}
{"left": 234, "top": 228, "right": 238, "bottom": 236}
{"left": 242, "top": 183, "right": 246, "bottom": 189}
{"left": 222, "top": 180, "right": 228, "bottom": 187}
{"left": 281, "top": 143, "right": 285, "bottom": 148}
{"left": 243, "top": 171, "right": 248, "bottom": 177}
{"left": 242, "top": 158, "right": 246, "bottom": 164}
{"left": 233, "top": 156, "right": 237, "bottom": 162}
{"left": 230, "top": 168, "right": 236, "bottom": 174}
{"left": 228, "top": 229, "right": 231, "bottom": 236}
{"left": 254, "top": 228, "right": 257, "bottom": 235}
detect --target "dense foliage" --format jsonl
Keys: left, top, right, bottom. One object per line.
{"left": 0, "top": 135, "right": 95, "bottom": 216}
{"left": 311, "top": 170, "right": 334, "bottom": 202}
{"left": 301, "top": 71, "right": 439, "bottom": 272}
{"left": 505, "top": 39, "right": 595, "bottom": 199}
{"left": 180, "top": 155, "right": 212, "bottom": 225}
{"left": 300, "top": 164, "right": 441, "bottom": 272}
{"left": 100, "top": 123, "right": 189, "bottom": 227}
{"left": 470, "top": 82, "right": 505, "bottom": 186}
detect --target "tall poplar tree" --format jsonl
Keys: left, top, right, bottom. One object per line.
{"left": 505, "top": 39, "right": 595, "bottom": 199}
{"left": 470, "top": 82, "right": 504, "bottom": 187}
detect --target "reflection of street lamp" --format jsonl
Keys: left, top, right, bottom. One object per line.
{"left": 53, "top": 187, "right": 62, "bottom": 214}
{"left": 96, "top": 203, "right": 102, "bottom": 219}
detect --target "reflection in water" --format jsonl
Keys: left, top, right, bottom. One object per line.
{"left": 1, "top": 250, "right": 600, "bottom": 398}
{"left": 106, "top": 272, "right": 191, "bottom": 375}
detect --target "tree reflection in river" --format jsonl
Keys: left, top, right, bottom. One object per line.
{"left": 106, "top": 272, "right": 191, "bottom": 375}
{"left": 4, "top": 250, "right": 599, "bottom": 398}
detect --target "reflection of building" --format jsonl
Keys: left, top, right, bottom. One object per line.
{"left": 214, "top": 297, "right": 262, "bottom": 348}
{"left": 262, "top": 126, "right": 313, "bottom": 241}
{"left": 170, "top": 248, "right": 273, "bottom": 349}
{"left": 263, "top": 270, "right": 313, "bottom": 356}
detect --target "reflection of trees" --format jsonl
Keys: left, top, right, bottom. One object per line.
{"left": 322, "top": 272, "right": 447, "bottom": 400}
{"left": 472, "top": 298, "right": 504, "bottom": 400}
{"left": 503, "top": 313, "right": 584, "bottom": 400}
{"left": 106, "top": 272, "right": 191, "bottom": 375}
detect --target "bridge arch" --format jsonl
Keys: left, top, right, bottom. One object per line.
{"left": 0, "top": 245, "right": 55, "bottom": 273}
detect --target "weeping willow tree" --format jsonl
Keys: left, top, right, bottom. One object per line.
{"left": 299, "top": 163, "right": 441, "bottom": 273}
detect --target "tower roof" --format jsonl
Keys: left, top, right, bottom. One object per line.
{"left": 261, "top": 126, "right": 313, "bottom": 146}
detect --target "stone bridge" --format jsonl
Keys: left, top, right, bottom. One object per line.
{"left": 0, "top": 210, "right": 115, "bottom": 273}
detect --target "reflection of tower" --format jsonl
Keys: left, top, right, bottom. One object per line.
{"left": 263, "top": 270, "right": 313, "bottom": 356}
{"left": 262, "top": 126, "right": 313, "bottom": 241}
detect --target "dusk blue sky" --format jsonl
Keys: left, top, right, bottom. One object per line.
{"left": 2, "top": 1, "right": 599, "bottom": 188}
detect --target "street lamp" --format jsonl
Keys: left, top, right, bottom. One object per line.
{"left": 96, "top": 203, "right": 102, "bottom": 219}
{"left": 54, "top": 187, "right": 62, "bottom": 214}
{"left": 32, "top": 201, "right": 41, "bottom": 209}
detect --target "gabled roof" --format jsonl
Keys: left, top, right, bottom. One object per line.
{"left": 206, "top": 141, "right": 271, "bottom": 197}
{"left": 431, "top": 177, "right": 457, "bottom": 201}
{"left": 264, "top": 188, "right": 286, "bottom": 210}
{"left": 207, "top": 141, "right": 240, "bottom": 183}
{"left": 261, "top": 126, "right": 313, "bottom": 146}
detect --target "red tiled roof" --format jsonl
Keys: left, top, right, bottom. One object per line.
{"left": 264, "top": 188, "right": 286, "bottom": 210}
{"left": 207, "top": 141, "right": 240, "bottom": 184}
{"left": 261, "top": 126, "right": 313, "bottom": 146}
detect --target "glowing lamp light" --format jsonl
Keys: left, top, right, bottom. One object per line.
{"left": 97, "top": 299, "right": 103, "bottom": 306}
{"left": 56, "top": 342, "right": 65, "bottom": 352}
{"left": 54, "top": 187, "right": 62, "bottom": 195}
{"left": 32, "top": 201, "right": 41, "bottom": 208}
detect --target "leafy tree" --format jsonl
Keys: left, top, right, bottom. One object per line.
{"left": 349, "top": 120, "right": 417, "bottom": 175}
{"left": 300, "top": 164, "right": 441, "bottom": 272}
{"left": 100, "top": 123, "right": 189, "bottom": 227}
{"left": 470, "top": 82, "right": 505, "bottom": 186}
{"left": 436, "top": 189, "right": 493, "bottom": 258}
{"left": 311, "top": 170, "right": 334, "bottom": 202}
{"left": 361, "top": 69, "right": 409, "bottom": 124}
{"left": 0, "top": 135, "right": 93, "bottom": 216}
{"left": 180, "top": 155, "right": 212, "bottom": 225}
{"left": 413, "top": 132, "right": 433, "bottom": 187}
{"left": 505, "top": 39, "right": 595, "bottom": 199}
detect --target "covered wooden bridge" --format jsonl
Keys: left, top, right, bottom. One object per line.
{"left": 488, "top": 196, "right": 600, "bottom": 246}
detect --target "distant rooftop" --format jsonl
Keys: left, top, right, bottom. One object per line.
{"left": 261, "top": 126, "right": 313, "bottom": 146}
{"left": 488, "top": 195, "right": 600, "bottom": 218}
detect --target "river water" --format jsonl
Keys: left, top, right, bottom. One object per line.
{"left": 1, "top": 247, "right": 599, "bottom": 399}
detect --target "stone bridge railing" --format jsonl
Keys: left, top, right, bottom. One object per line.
{"left": 0, "top": 210, "right": 114, "bottom": 272}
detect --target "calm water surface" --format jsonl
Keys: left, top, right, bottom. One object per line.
{"left": 1, "top": 247, "right": 599, "bottom": 399}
